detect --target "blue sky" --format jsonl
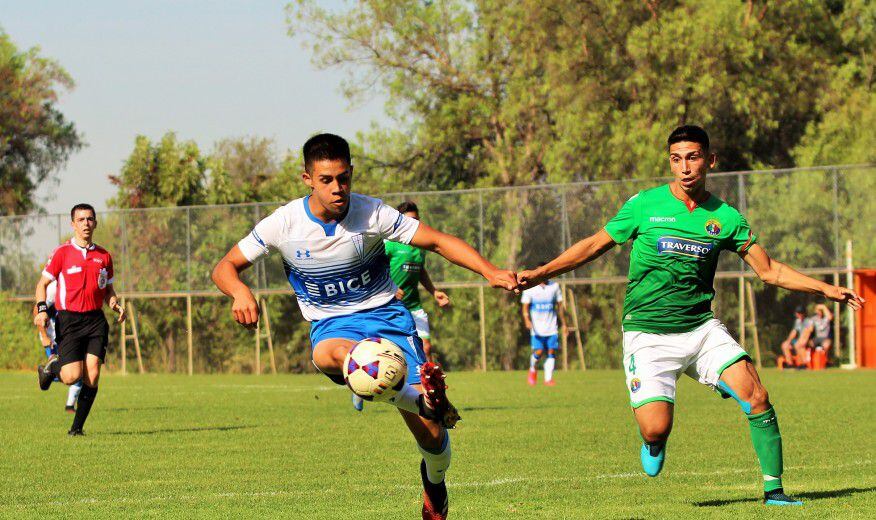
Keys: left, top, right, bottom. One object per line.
{"left": 1, "top": 0, "right": 388, "bottom": 214}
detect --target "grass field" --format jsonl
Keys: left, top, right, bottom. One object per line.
{"left": 2, "top": 369, "right": 875, "bottom": 519}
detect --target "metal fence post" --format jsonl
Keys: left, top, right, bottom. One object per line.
{"left": 479, "top": 285, "right": 487, "bottom": 371}
{"left": 737, "top": 173, "right": 747, "bottom": 341}
{"left": 121, "top": 212, "right": 130, "bottom": 292}
{"left": 478, "top": 192, "right": 485, "bottom": 253}
{"left": 832, "top": 169, "right": 840, "bottom": 265}
{"left": 845, "top": 240, "right": 856, "bottom": 368}
{"left": 186, "top": 206, "right": 192, "bottom": 290}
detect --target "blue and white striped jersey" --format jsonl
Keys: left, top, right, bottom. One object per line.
{"left": 521, "top": 281, "right": 563, "bottom": 336}
{"left": 238, "top": 194, "right": 420, "bottom": 321}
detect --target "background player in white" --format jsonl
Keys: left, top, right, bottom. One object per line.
{"left": 34, "top": 280, "right": 83, "bottom": 412}
{"left": 520, "top": 263, "right": 566, "bottom": 386}
{"left": 212, "top": 133, "right": 516, "bottom": 520}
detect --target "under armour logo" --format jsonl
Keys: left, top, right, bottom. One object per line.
{"left": 296, "top": 249, "right": 311, "bottom": 259}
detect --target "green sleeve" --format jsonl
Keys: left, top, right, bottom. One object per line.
{"left": 727, "top": 212, "right": 758, "bottom": 252}
{"left": 604, "top": 193, "right": 640, "bottom": 244}
{"left": 384, "top": 240, "right": 396, "bottom": 257}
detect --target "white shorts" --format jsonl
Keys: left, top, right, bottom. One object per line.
{"left": 410, "top": 308, "right": 431, "bottom": 339}
{"left": 622, "top": 319, "right": 748, "bottom": 408}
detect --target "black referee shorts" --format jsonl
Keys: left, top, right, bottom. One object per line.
{"left": 55, "top": 310, "right": 109, "bottom": 365}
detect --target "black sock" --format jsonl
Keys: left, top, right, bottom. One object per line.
{"left": 71, "top": 385, "right": 98, "bottom": 430}
{"left": 646, "top": 441, "right": 665, "bottom": 456}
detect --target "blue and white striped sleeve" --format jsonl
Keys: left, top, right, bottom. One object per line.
{"left": 376, "top": 202, "right": 420, "bottom": 244}
{"left": 238, "top": 210, "right": 284, "bottom": 263}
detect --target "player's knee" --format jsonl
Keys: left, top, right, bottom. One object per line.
{"left": 748, "top": 385, "right": 769, "bottom": 410}
{"left": 312, "top": 345, "right": 347, "bottom": 373}
{"left": 639, "top": 422, "right": 671, "bottom": 443}
{"left": 533, "top": 349, "right": 543, "bottom": 358}
{"left": 547, "top": 349, "right": 556, "bottom": 359}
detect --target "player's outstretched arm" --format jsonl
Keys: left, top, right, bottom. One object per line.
{"left": 741, "top": 244, "right": 865, "bottom": 310}
{"left": 212, "top": 245, "right": 260, "bottom": 328}
{"left": 409, "top": 223, "right": 516, "bottom": 291}
{"left": 517, "top": 229, "right": 616, "bottom": 289}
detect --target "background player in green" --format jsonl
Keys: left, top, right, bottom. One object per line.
{"left": 353, "top": 201, "right": 451, "bottom": 412}
{"left": 517, "top": 125, "right": 864, "bottom": 506}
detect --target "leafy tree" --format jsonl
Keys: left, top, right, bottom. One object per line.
{"left": 0, "top": 30, "right": 82, "bottom": 215}
{"left": 287, "top": 0, "right": 874, "bottom": 368}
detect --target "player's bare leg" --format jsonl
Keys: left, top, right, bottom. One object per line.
{"left": 400, "top": 397, "right": 450, "bottom": 519}
{"left": 314, "top": 339, "right": 455, "bottom": 518}
{"left": 719, "top": 360, "right": 801, "bottom": 505}
{"left": 528, "top": 348, "right": 543, "bottom": 386}
{"left": 67, "top": 354, "right": 101, "bottom": 436}
{"left": 632, "top": 400, "right": 673, "bottom": 477}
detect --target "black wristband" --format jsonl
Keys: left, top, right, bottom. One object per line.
{"left": 37, "top": 301, "right": 48, "bottom": 314}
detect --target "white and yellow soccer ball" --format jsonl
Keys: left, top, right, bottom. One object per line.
{"left": 343, "top": 338, "right": 408, "bottom": 401}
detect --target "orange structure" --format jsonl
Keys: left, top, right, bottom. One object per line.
{"left": 854, "top": 269, "right": 876, "bottom": 368}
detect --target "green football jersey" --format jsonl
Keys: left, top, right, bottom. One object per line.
{"left": 385, "top": 240, "right": 426, "bottom": 311}
{"left": 604, "top": 184, "right": 757, "bottom": 333}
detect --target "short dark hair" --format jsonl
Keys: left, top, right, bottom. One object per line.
{"left": 302, "top": 133, "right": 351, "bottom": 172}
{"left": 70, "top": 203, "right": 96, "bottom": 221}
{"left": 668, "top": 125, "right": 710, "bottom": 151}
{"left": 397, "top": 201, "right": 419, "bottom": 214}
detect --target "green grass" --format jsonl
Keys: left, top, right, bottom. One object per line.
{"left": 1, "top": 369, "right": 874, "bottom": 518}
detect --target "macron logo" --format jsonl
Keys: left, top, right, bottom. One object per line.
{"left": 649, "top": 216, "right": 676, "bottom": 223}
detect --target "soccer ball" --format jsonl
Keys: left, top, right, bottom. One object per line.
{"left": 343, "top": 338, "right": 408, "bottom": 401}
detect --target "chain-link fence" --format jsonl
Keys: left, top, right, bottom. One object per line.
{"left": 1, "top": 164, "right": 873, "bottom": 373}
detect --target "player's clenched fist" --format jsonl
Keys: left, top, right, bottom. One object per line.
{"left": 34, "top": 312, "right": 48, "bottom": 328}
{"left": 486, "top": 268, "right": 517, "bottom": 291}
{"left": 231, "top": 289, "right": 260, "bottom": 329}
{"left": 516, "top": 269, "right": 544, "bottom": 291}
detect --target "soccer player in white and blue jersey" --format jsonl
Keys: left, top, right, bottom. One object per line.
{"left": 212, "top": 134, "right": 517, "bottom": 520}
{"left": 520, "top": 265, "right": 566, "bottom": 386}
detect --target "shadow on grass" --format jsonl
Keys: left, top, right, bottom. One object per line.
{"left": 694, "top": 486, "right": 876, "bottom": 507}
{"left": 104, "top": 425, "right": 255, "bottom": 436}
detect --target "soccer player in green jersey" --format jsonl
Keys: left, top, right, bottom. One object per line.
{"left": 352, "top": 201, "right": 452, "bottom": 411}
{"left": 386, "top": 202, "right": 452, "bottom": 364}
{"left": 517, "top": 125, "right": 864, "bottom": 506}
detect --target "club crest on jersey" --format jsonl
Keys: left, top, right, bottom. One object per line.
{"left": 350, "top": 234, "right": 365, "bottom": 261}
{"left": 630, "top": 378, "right": 641, "bottom": 393}
{"left": 657, "top": 236, "right": 714, "bottom": 259}
{"left": 705, "top": 219, "right": 722, "bottom": 236}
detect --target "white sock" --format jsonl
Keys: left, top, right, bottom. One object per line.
{"left": 418, "top": 432, "right": 451, "bottom": 484}
{"left": 386, "top": 384, "right": 421, "bottom": 414}
{"left": 544, "top": 357, "right": 555, "bottom": 382}
{"left": 67, "top": 381, "right": 82, "bottom": 406}
{"left": 529, "top": 354, "right": 539, "bottom": 370}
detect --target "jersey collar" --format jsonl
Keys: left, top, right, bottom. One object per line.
{"left": 70, "top": 239, "right": 96, "bottom": 252}
{"left": 304, "top": 195, "right": 347, "bottom": 237}
{"left": 668, "top": 184, "right": 711, "bottom": 213}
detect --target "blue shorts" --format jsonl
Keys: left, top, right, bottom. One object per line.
{"left": 531, "top": 334, "right": 559, "bottom": 352}
{"left": 309, "top": 300, "right": 426, "bottom": 385}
